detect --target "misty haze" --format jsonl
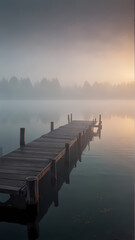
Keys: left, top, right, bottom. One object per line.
{"left": 0, "top": 0, "right": 134, "bottom": 240}
{"left": 0, "top": 77, "right": 135, "bottom": 100}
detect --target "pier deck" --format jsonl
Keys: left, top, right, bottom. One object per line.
{"left": 0, "top": 120, "right": 98, "bottom": 197}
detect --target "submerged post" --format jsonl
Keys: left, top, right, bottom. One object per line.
{"left": 26, "top": 176, "right": 39, "bottom": 205}
{"left": 20, "top": 128, "right": 25, "bottom": 147}
{"left": 51, "top": 159, "right": 57, "bottom": 184}
{"left": 51, "top": 121, "right": 54, "bottom": 131}
{"left": 65, "top": 143, "right": 70, "bottom": 163}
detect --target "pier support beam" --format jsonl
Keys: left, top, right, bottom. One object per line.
{"left": 99, "top": 114, "right": 102, "bottom": 125}
{"left": 50, "top": 122, "right": 54, "bottom": 131}
{"left": 51, "top": 159, "right": 57, "bottom": 184}
{"left": 26, "top": 176, "right": 39, "bottom": 205}
{"left": 20, "top": 128, "right": 25, "bottom": 147}
{"left": 71, "top": 113, "right": 72, "bottom": 122}
{"left": 65, "top": 143, "right": 70, "bottom": 164}
{"left": 68, "top": 114, "right": 70, "bottom": 124}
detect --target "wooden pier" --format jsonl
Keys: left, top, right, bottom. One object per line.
{"left": 0, "top": 115, "right": 102, "bottom": 206}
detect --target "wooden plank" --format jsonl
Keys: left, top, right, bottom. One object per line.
{"left": 2, "top": 156, "right": 50, "bottom": 162}
{"left": 0, "top": 161, "right": 47, "bottom": 174}
{"left": 0, "top": 172, "right": 37, "bottom": 181}
{"left": 36, "top": 136, "right": 73, "bottom": 141}
{"left": 16, "top": 149, "right": 61, "bottom": 155}
{"left": 23, "top": 146, "right": 63, "bottom": 151}
{"left": 0, "top": 165, "right": 43, "bottom": 172}
{"left": 7, "top": 152, "right": 57, "bottom": 159}
{"left": 0, "top": 169, "right": 41, "bottom": 175}
{"left": 0, "top": 179, "right": 25, "bottom": 186}
{"left": 26, "top": 142, "right": 65, "bottom": 147}
{"left": 37, "top": 163, "right": 51, "bottom": 181}
{"left": 0, "top": 158, "right": 49, "bottom": 167}
{"left": 0, "top": 185, "right": 21, "bottom": 194}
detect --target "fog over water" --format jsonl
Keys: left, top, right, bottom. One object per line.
{"left": 0, "top": 78, "right": 134, "bottom": 100}
{"left": 0, "top": 100, "right": 134, "bottom": 155}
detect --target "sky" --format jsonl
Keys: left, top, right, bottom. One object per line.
{"left": 0, "top": 0, "right": 134, "bottom": 86}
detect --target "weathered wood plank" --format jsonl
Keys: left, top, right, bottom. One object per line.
{"left": 16, "top": 149, "right": 61, "bottom": 155}
{"left": 0, "top": 169, "right": 41, "bottom": 175}
{"left": 6, "top": 152, "right": 58, "bottom": 159}
{"left": 0, "top": 179, "right": 25, "bottom": 186}
{"left": 0, "top": 158, "right": 49, "bottom": 167}
{"left": 0, "top": 165, "right": 43, "bottom": 172}
{"left": 0, "top": 185, "right": 21, "bottom": 194}
{"left": 21, "top": 146, "right": 63, "bottom": 152}
{"left": 0, "top": 172, "right": 37, "bottom": 181}
{"left": 2, "top": 156, "right": 50, "bottom": 162}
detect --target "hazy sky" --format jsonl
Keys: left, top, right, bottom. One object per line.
{"left": 0, "top": 0, "right": 134, "bottom": 86}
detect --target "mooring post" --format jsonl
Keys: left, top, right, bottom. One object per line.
{"left": 98, "top": 128, "right": 101, "bottom": 139}
{"left": 26, "top": 176, "right": 39, "bottom": 206}
{"left": 51, "top": 159, "right": 57, "bottom": 184}
{"left": 65, "top": 143, "right": 70, "bottom": 163}
{"left": 51, "top": 121, "right": 54, "bottom": 131}
{"left": 68, "top": 114, "right": 70, "bottom": 124}
{"left": 71, "top": 113, "right": 72, "bottom": 122}
{"left": 20, "top": 128, "right": 25, "bottom": 147}
{"left": 99, "top": 114, "right": 102, "bottom": 125}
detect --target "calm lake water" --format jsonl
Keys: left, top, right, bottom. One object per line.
{"left": 0, "top": 100, "right": 134, "bottom": 240}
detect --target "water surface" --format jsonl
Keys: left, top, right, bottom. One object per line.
{"left": 0, "top": 100, "right": 134, "bottom": 240}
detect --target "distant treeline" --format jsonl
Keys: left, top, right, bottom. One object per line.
{"left": 0, "top": 77, "right": 135, "bottom": 100}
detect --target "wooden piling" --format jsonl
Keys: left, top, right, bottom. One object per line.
{"left": 26, "top": 176, "right": 39, "bottom": 205}
{"left": 50, "top": 121, "right": 54, "bottom": 131}
{"left": 51, "top": 159, "right": 57, "bottom": 184}
{"left": 68, "top": 114, "right": 70, "bottom": 124}
{"left": 71, "top": 113, "right": 72, "bottom": 122}
{"left": 20, "top": 128, "right": 25, "bottom": 147}
{"left": 99, "top": 114, "right": 102, "bottom": 124}
{"left": 65, "top": 143, "right": 70, "bottom": 163}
